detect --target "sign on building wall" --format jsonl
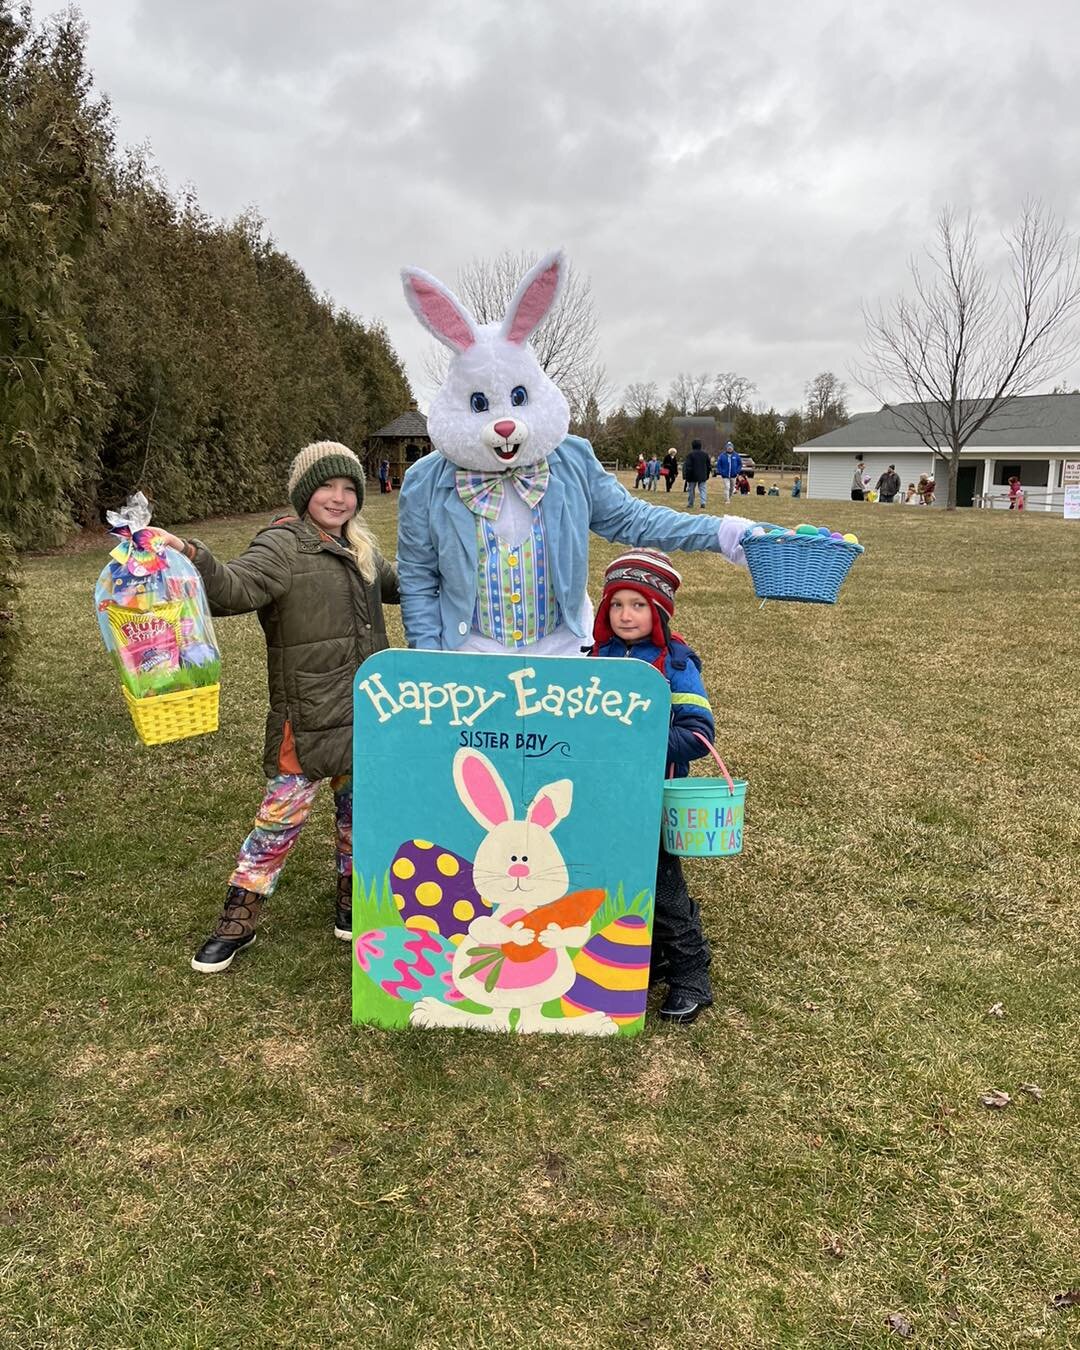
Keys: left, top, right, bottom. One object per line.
{"left": 1063, "top": 460, "right": 1080, "bottom": 487}
{"left": 351, "top": 651, "right": 670, "bottom": 1037}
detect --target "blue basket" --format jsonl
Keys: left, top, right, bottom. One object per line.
{"left": 742, "top": 528, "right": 864, "bottom": 604}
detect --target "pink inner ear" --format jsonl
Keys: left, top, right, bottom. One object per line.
{"left": 409, "top": 277, "right": 475, "bottom": 351}
{"left": 506, "top": 262, "right": 560, "bottom": 345}
{"left": 462, "top": 757, "right": 509, "bottom": 825}
{"left": 528, "top": 794, "right": 557, "bottom": 829}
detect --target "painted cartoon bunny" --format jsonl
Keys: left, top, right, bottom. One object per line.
{"left": 397, "top": 249, "right": 754, "bottom": 655}
{"left": 409, "top": 749, "right": 616, "bottom": 1035}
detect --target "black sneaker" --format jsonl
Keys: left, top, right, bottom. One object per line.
{"left": 334, "top": 873, "right": 352, "bottom": 942}
{"left": 191, "top": 886, "right": 264, "bottom": 973}
{"left": 658, "top": 990, "right": 713, "bottom": 1024}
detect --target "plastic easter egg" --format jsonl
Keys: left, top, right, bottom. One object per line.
{"left": 842, "top": 532, "right": 859, "bottom": 544}
{"left": 817, "top": 526, "right": 831, "bottom": 536}
{"left": 829, "top": 531, "right": 844, "bottom": 541}
{"left": 750, "top": 526, "right": 766, "bottom": 537}
{"left": 560, "top": 913, "right": 650, "bottom": 1026}
{"left": 795, "top": 524, "right": 819, "bottom": 537}
{"left": 353, "top": 926, "right": 463, "bottom": 1003}
{"left": 389, "top": 839, "right": 487, "bottom": 940}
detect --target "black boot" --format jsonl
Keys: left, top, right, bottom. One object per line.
{"left": 335, "top": 872, "right": 352, "bottom": 941}
{"left": 191, "top": 886, "right": 265, "bottom": 973}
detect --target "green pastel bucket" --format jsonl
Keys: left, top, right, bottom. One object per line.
{"left": 661, "top": 734, "right": 746, "bottom": 858}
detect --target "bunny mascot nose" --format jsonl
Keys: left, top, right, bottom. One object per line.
{"left": 507, "top": 862, "right": 530, "bottom": 878}
{"left": 493, "top": 420, "right": 517, "bottom": 440}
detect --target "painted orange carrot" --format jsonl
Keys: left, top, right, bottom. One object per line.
{"left": 501, "top": 888, "right": 606, "bottom": 963}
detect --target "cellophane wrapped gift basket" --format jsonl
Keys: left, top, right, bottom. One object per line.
{"left": 94, "top": 493, "right": 221, "bottom": 745}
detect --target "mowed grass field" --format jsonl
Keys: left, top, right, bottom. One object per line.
{"left": 2, "top": 483, "right": 1078, "bottom": 1349}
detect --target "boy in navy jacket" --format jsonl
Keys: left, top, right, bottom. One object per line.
{"left": 591, "top": 549, "right": 714, "bottom": 1023}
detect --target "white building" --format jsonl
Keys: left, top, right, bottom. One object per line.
{"left": 799, "top": 394, "right": 1080, "bottom": 510}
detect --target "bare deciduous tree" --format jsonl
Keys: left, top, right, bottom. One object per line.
{"left": 712, "top": 372, "right": 756, "bottom": 416}
{"left": 422, "top": 249, "right": 601, "bottom": 405}
{"left": 858, "top": 202, "right": 1080, "bottom": 509}
{"left": 804, "top": 371, "right": 849, "bottom": 426}
{"left": 669, "top": 372, "right": 712, "bottom": 415}
{"left": 622, "top": 381, "right": 661, "bottom": 418}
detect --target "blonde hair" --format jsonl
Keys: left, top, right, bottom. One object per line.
{"left": 344, "top": 512, "right": 378, "bottom": 583}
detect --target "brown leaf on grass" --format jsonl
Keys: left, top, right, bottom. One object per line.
{"left": 987, "top": 1001, "right": 1006, "bottom": 1018}
{"left": 885, "top": 1311, "right": 914, "bottom": 1337}
{"left": 942, "top": 1306, "right": 961, "bottom": 1323}
{"left": 695, "top": 1264, "right": 713, "bottom": 1286}
{"left": 980, "top": 1089, "right": 1011, "bottom": 1109}
{"left": 543, "top": 1152, "right": 567, "bottom": 1184}
{"left": 1019, "top": 1083, "right": 1044, "bottom": 1101}
{"left": 1051, "top": 1290, "right": 1080, "bottom": 1310}
{"left": 822, "top": 1234, "right": 846, "bottom": 1260}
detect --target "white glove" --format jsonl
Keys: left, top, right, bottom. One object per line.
{"left": 716, "top": 515, "right": 754, "bottom": 567}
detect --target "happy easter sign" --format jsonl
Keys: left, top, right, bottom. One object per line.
{"left": 351, "top": 651, "right": 670, "bottom": 1037}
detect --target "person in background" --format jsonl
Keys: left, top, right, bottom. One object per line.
{"left": 661, "top": 447, "right": 679, "bottom": 493}
{"left": 378, "top": 458, "right": 391, "bottom": 494}
{"left": 682, "top": 439, "right": 711, "bottom": 509}
{"left": 918, "top": 473, "right": 936, "bottom": 506}
{"left": 645, "top": 454, "right": 661, "bottom": 491}
{"left": 851, "top": 456, "right": 870, "bottom": 501}
{"left": 766, "top": 482, "right": 780, "bottom": 497}
{"left": 1008, "top": 475, "right": 1025, "bottom": 510}
{"left": 876, "top": 463, "right": 901, "bottom": 503}
{"left": 903, "top": 482, "right": 919, "bottom": 504}
{"left": 735, "top": 472, "right": 750, "bottom": 495}
{"left": 716, "top": 440, "right": 742, "bottom": 503}
{"left": 634, "top": 454, "right": 647, "bottom": 489}
{"left": 791, "top": 475, "right": 802, "bottom": 498}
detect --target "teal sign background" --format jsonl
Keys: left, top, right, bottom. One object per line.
{"left": 351, "top": 651, "right": 670, "bottom": 1037}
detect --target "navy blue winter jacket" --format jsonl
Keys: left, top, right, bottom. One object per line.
{"left": 592, "top": 635, "right": 715, "bottom": 778}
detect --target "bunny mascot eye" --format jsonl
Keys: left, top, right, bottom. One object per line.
{"left": 396, "top": 248, "right": 754, "bottom": 656}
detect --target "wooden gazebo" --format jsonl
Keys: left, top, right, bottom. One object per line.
{"left": 368, "top": 410, "right": 432, "bottom": 488}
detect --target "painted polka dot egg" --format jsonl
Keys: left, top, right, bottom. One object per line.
{"left": 389, "top": 839, "right": 489, "bottom": 944}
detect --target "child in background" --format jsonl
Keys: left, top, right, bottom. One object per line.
{"left": 1008, "top": 476, "right": 1025, "bottom": 510}
{"left": 791, "top": 476, "right": 802, "bottom": 498}
{"left": 591, "top": 549, "right": 714, "bottom": 1024}
{"left": 646, "top": 455, "right": 661, "bottom": 491}
{"left": 156, "top": 441, "right": 399, "bottom": 973}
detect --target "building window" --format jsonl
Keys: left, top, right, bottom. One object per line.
{"left": 405, "top": 442, "right": 423, "bottom": 463}
{"left": 992, "top": 461, "right": 1049, "bottom": 487}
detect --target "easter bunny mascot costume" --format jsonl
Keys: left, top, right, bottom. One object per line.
{"left": 397, "top": 250, "right": 752, "bottom": 655}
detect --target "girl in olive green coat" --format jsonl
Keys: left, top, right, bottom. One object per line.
{"left": 158, "top": 441, "right": 399, "bottom": 973}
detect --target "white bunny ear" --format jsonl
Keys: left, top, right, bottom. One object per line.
{"left": 526, "top": 778, "right": 573, "bottom": 831}
{"left": 499, "top": 250, "right": 565, "bottom": 347}
{"left": 453, "top": 749, "right": 514, "bottom": 829}
{"left": 401, "top": 266, "right": 478, "bottom": 353}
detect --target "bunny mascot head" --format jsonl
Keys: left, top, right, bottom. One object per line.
{"left": 396, "top": 251, "right": 753, "bottom": 656}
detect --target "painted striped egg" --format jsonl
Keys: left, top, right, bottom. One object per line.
{"left": 353, "top": 927, "right": 463, "bottom": 1004}
{"left": 388, "top": 839, "right": 488, "bottom": 943}
{"left": 560, "top": 913, "right": 651, "bottom": 1026}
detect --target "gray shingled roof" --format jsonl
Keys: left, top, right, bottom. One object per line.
{"left": 800, "top": 393, "right": 1080, "bottom": 450}
{"left": 372, "top": 410, "right": 428, "bottom": 438}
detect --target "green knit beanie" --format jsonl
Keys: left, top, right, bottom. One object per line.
{"left": 287, "top": 441, "right": 366, "bottom": 517}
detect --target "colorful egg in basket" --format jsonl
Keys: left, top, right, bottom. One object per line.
{"left": 741, "top": 523, "right": 864, "bottom": 604}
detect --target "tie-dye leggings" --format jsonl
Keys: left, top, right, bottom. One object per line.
{"left": 229, "top": 773, "right": 352, "bottom": 896}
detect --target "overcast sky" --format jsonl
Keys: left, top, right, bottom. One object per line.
{"left": 49, "top": 0, "right": 1080, "bottom": 414}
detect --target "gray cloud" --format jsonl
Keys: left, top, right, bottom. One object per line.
{"left": 60, "top": 0, "right": 1080, "bottom": 412}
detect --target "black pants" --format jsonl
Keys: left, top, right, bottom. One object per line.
{"left": 851, "top": 489, "right": 864, "bottom": 501}
{"left": 653, "top": 848, "right": 712, "bottom": 1000}
{"left": 879, "top": 493, "right": 895, "bottom": 503}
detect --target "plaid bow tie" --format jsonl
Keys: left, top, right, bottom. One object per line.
{"left": 455, "top": 463, "right": 550, "bottom": 521}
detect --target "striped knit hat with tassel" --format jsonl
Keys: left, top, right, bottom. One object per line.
{"left": 287, "top": 441, "right": 365, "bottom": 518}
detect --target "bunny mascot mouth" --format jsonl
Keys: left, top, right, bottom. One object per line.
{"left": 396, "top": 249, "right": 754, "bottom": 656}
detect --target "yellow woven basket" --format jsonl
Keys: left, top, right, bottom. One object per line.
{"left": 123, "top": 684, "right": 220, "bottom": 746}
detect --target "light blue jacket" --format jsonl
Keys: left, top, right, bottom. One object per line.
{"left": 397, "top": 436, "right": 742, "bottom": 650}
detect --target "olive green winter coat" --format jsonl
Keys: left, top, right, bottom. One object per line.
{"left": 189, "top": 517, "right": 398, "bottom": 781}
